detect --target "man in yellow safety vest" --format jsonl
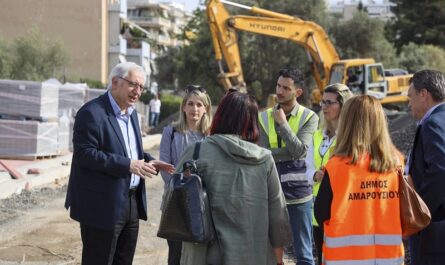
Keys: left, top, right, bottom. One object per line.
{"left": 259, "top": 68, "right": 318, "bottom": 265}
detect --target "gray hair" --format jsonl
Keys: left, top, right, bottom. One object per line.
{"left": 107, "top": 62, "right": 146, "bottom": 90}
{"left": 410, "top": 69, "right": 445, "bottom": 102}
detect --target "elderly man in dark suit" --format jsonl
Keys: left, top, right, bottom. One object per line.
{"left": 407, "top": 69, "right": 445, "bottom": 265}
{"left": 65, "top": 62, "right": 174, "bottom": 265}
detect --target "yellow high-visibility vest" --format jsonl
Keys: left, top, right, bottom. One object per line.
{"left": 259, "top": 105, "right": 314, "bottom": 148}
{"left": 312, "top": 129, "right": 336, "bottom": 226}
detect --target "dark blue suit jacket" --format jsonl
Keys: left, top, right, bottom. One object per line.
{"left": 65, "top": 92, "right": 154, "bottom": 230}
{"left": 409, "top": 103, "right": 445, "bottom": 261}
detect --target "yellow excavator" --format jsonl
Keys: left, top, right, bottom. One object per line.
{"left": 206, "top": 0, "right": 412, "bottom": 106}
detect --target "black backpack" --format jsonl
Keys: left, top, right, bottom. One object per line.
{"left": 157, "top": 142, "right": 215, "bottom": 243}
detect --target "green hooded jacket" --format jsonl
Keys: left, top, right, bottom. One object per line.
{"left": 175, "top": 134, "right": 291, "bottom": 265}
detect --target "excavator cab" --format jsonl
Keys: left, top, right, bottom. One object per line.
{"left": 346, "top": 65, "right": 365, "bottom": 95}
{"left": 329, "top": 60, "right": 387, "bottom": 99}
{"left": 364, "top": 63, "right": 387, "bottom": 99}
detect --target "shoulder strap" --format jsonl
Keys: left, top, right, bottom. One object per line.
{"left": 170, "top": 126, "right": 176, "bottom": 142}
{"left": 193, "top": 141, "right": 201, "bottom": 160}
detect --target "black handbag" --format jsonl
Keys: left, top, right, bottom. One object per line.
{"left": 157, "top": 142, "right": 215, "bottom": 243}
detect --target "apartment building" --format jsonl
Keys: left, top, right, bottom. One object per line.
{"left": 127, "top": 1, "right": 192, "bottom": 51}
{"left": 327, "top": 0, "right": 395, "bottom": 20}
{"left": 0, "top": 0, "right": 151, "bottom": 85}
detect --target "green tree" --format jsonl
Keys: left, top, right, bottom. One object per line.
{"left": 233, "top": 0, "right": 329, "bottom": 105}
{"left": 399, "top": 43, "right": 445, "bottom": 73}
{"left": 154, "top": 47, "right": 181, "bottom": 90}
{"left": 330, "top": 11, "right": 398, "bottom": 68}
{"left": 5, "top": 29, "right": 69, "bottom": 81}
{"left": 154, "top": 9, "right": 223, "bottom": 104}
{"left": 389, "top": 0, "right": 445, "bottom": 50}
{"left": 0, "top": 38, "right": 12, "bottom": 79}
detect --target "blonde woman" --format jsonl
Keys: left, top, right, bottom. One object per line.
{"left": 159, "top": 85, "right": 212, "bottom": 265}
{"left": 305, "top": 84, "right": 352, "bottom": 265}
{"left": 314, "top": 95, "right": 404, "bottom": 264}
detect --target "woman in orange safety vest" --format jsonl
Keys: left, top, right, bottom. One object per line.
{"left": 314, "top": 95, "right": 404, "bottom": 265}
{"left": 305, "top": 83, "right": 352, "bottom": 265}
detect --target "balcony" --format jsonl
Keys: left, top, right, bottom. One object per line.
{"left": 128, "top": 16, "right": 171, "bottom": 28}
{"left": 109, "top": 36, "right": 127, "bottom": 55}
{"left": 156, "top": 35, "right": 172, "bottom": 46}
{"left": 127, "top": 41, "right": 150, "bottom": 60}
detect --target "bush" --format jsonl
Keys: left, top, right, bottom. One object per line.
{"left": 80, "top": 78, "right": 105, "bottom": 89}
{"left": 399, "top": 43, "right": 445, "bottom": 73}
{"left": 159, "top": 93, "right": 182, "bottom": 123}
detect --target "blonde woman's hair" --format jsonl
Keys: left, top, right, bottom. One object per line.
{"left": 334, "top": 95, "right": 400, "bottom": 173}
{"left": 173, "top": 90, "right": 212, "bottom": 135}
{"left": 319, "top": 83, "right": 353, "bottom": 133}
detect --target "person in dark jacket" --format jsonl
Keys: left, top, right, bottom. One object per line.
{"left": 65, "top": 62, "right": 174, "bottom": 265}
{"left": 406, "top": 69, "right": 445, "bottom": 265}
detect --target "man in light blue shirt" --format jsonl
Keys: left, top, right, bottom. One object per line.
{"left": 65, "top": 62, "right": 174, "bottom": 265}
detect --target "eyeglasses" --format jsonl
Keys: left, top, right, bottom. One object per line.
{"left": 119, "top": 77, "right": 146, "bottom": 92}
{"left": 319, "top": 100, "right": 339, "bottom": 107}
{"left": 185, "top": 85, "right": 206, "bottom": 94}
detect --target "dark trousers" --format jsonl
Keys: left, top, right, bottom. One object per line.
{"left": 80, "top": 190, "right": 140, "bottom": 265}
{"left": 167, "top": 240, "right": 182, "bottom": 265}
{"left": 313, "top": 226, "right": 323, "bottom": 265}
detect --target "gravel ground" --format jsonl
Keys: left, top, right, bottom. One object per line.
{"left": 387, "top": 111, "right": 417, "bottom": 154}
{"left": 0, "top": 185, "right": 67, "bottom": 226}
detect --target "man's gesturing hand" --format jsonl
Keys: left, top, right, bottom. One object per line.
{"left": 130, "top": 159, "right": 175, "bottom": 180}
{"left": 150, "top": 160, "right": 175, "bottom": 174}
{"left": 130, "top": 159, "right": 157, "bottom": 179}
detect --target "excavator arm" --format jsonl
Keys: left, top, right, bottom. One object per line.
{"left": 207, "top": 0, "right": 340, "bottom": 93}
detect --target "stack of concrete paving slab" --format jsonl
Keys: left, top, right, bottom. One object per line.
{"left": 58, "top": 82, "right": 87, "bottom": 117}
{"left": 57, "top": 114, "right": 71, "bottom": 154}
{"left": 0, "top": 80, "right": 61, "bottom": 159}
{"left": 85, "top": 88, "right": 106, "bottom": 103}
{"left": 0, "top": 79, "right": 59, "bottom": 121}
{"left": 0, "top": 119, "right": 59, "bottom": 159}
{"left": 58, "top": 82, "right": 89, "bottom": 152}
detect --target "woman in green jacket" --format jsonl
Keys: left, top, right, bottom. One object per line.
{"left": 176, "top": 91, "right": 291, "bottom": 265}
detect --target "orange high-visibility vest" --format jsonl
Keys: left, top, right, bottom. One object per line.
{"left": 322, "top": 155, "right": 404, "bottom": 265}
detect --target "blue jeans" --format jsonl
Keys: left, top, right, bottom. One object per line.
{"left": 287, "top": 200, "right": 314, "bottom": 265}
{"left": 150, "top": 112, "right": 160, "bottom": 127}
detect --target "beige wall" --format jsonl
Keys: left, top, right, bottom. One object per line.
{"left": 0, "top": 0, "right": 108, "bottom": 83}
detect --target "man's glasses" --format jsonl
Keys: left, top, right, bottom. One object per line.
{"left": 185, "top": 85, "right": 206, "bottom": 94}
{"left": 319, "top": 100, "right": 339, "bottom": 107}
{"left": 119, "top": 77, "right": 146, "bottom": 92}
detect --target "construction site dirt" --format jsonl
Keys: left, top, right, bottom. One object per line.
{"left": 0, "top": 111, "right": 417, "bottom": 265}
